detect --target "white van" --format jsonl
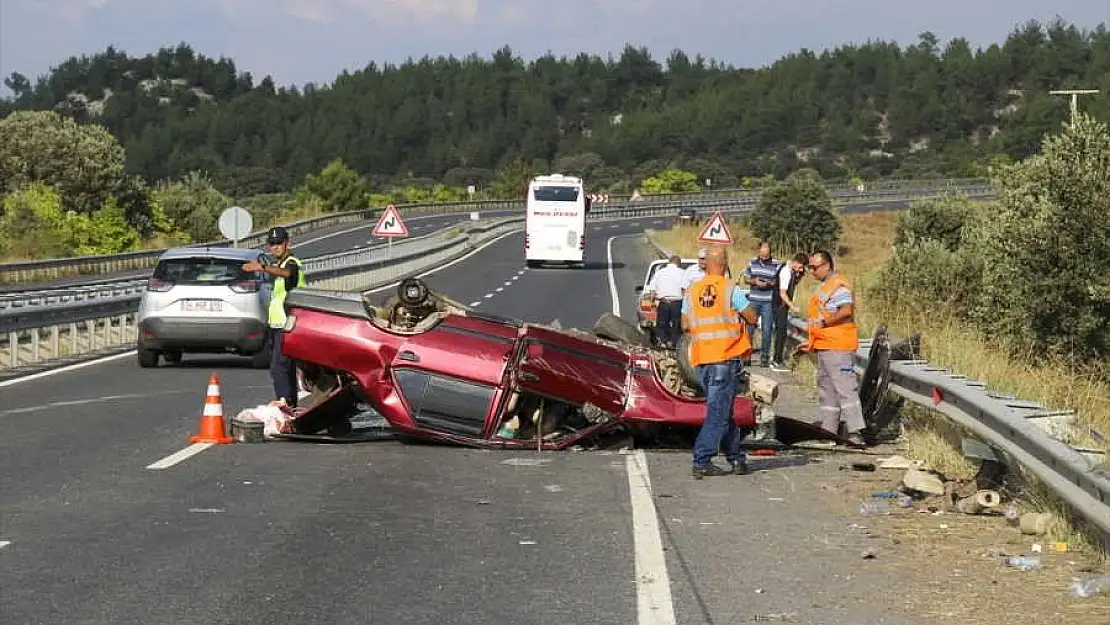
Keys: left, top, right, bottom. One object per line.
{"left": 524, "top": 174, "right": 590, "bottom": 268}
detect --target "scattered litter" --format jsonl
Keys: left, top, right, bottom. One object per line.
{"left": 476, "top": 499, "right": 492, "bottom": 505}
{"left": 955, "top": 490, "right": 1002, "bottom": 515}
{"left": 860, "top": 501, "right": 891, "bottom": 517}
{"left": 188, "top": 508, "right": 225, "bottom": 514}
{"left": 871, "top": 491, "right": 898, "bottom": 499}
{"left": 1031, "top": 543, "right": 1043, "bottom": 554}
{"left": 1003, "top": 555, "right": 1042, "bottom": 571}
{"left": 519, "top": 540, "right": 537, "bottom": 546}
{"left": 543, "top": 484, "right": 563, "bottom": 493}
{"left": 1050, "top": 542, "right": 1069, "bottom": 553}
{"left": 500, "top": 458, "right": 550, "bottom": 466}
{"left": 243, "top": 481, "right": 253, "bottom": 485}
{"left": 876, "top": 455, "right": 918, "bottom": 470}
{"left": 841, "top": 462, "right": 876, "bottom": 472}
{"left": 700, "top": 522, "right": 718, "bottom": 525}
{"left": 751, "top": 612, "right": 796, "bottom": 622}
{"left": 897, "top": 494, "right": 914, "bottom": 508}
{"left": 1070, "top": 573, "right": 1110, "bottom": 598}
{"left": 232, "top": 402, "right": 293, "bottom": 438}
{"left": 1004, "top": 504, "right": 1021, "bottom": 524}
{"left": 939, "top": 523, "right": 949, "bottom": 529}
{"left": 754, "top": 588, "right": 765, "bottom": 594}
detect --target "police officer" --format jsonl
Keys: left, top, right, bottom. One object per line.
{"left": 681, "top": 244, "right": 760, "bottom": 478}
{"left": 242, "top": 226, "right": 307, "bottom": 407}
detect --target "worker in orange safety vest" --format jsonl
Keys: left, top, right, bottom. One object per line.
{"left": 681, "top": 244, "right": 760, "bottom": 478}
{"left": 800, "top": 249, "right": 868, "bottom": 446}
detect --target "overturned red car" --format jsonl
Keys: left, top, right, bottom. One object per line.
{"left": 277, "top": 278, "right": 780, "bottom": 449}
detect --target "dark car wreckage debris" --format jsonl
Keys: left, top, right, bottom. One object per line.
{"left": 259, "top": 278, "right": 859, "bottom": 451}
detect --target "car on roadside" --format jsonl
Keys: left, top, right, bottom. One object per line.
{"left": 274, "top": 278, "right": 780, "bottom": 448}
{"left": 135, "top": 247, "right": 272, "bottom": 368}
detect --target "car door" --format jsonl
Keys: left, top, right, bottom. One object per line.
{"left": 512, "top": 325, "right": 629, "bottom": 415}
{"left": 389, "top": 314, "right": 519, "bottom": 438}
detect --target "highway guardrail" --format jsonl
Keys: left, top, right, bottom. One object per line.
{"left": 0, "top": 179, "right": 995, "bottom": 285}
{"left": 645, "top": 234, "right": 1109, "bottom": 549}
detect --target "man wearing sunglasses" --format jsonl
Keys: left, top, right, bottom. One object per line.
{"left": 802, "top": 249, "right": 867, "bottom": 446}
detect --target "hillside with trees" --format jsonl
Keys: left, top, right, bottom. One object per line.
{"left": 1, "top": 17, "right": 1108, "bottom": 260}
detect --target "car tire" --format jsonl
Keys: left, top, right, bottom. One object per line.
{"left": 162, "top": 350, "right": 183, "bottom": 366}
{"left": 137, "top": 348, "right": 159, "bottom": 368}
{"left": 675, "top": 333, "right": 704, "bottom": 393}
{"left": 593, "top": 312, "right": 652, "bottom": 348}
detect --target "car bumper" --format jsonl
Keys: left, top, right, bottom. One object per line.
{"left": 138, "top": 317, "right": 268, "bottom": 352}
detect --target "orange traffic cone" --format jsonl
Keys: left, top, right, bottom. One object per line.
{"left": 189, "top": 373, "right": 235, "bottom": 444}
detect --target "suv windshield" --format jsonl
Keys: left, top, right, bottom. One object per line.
{"left": 153, "top": 257, "right": 255, "bottom": 285}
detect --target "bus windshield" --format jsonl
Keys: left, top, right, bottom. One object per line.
{"left": 532, "top": 185, "right": 580, "bottom": 202}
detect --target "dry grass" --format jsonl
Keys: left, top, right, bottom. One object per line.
{"left": 653, "top": 210, "right": 1109, "bottom": 557}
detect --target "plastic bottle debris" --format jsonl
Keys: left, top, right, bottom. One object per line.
{"left": 860, "top": 500, "right": 891, "bottom": 517}
{"left": 1069, "top": 573, "right": 1110, "bottom": 598}
{"left": 1003, "top": 556, "right": 1042, "bottom": 571}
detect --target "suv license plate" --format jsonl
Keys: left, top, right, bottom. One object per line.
{"left": 182, "top": 300, "right": 222, "bottom": 312}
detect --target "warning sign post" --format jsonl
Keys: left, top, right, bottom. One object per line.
{"left": 696, "top": 211, "right": 734, "bottom": 245}
{"left": 372, "top": 204, "right": 409, "bottom": 259}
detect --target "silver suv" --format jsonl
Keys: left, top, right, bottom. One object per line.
{"left": 136, "top": 247, "right": 272, "bottom": 368}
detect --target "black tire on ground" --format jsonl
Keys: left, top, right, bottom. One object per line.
{"left": 592, "top": 312, "right": 652, "bottom": 348}
{"left": 675, "top": 333, "right": 703, "bottom": 392}
{"left": 162, "top": 350, "right": 183, "bottom": 366}
{"left": 137, "top": 348, "right": 159, "bottom": 368}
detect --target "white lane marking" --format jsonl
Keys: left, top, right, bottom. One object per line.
{"left": 503, "top": 281, "right": 512, "bottom": 286}
{"left": 1, "top": 391, "right": 194, "bottom": 415}
{"left": 483, "top": 293, "right": 494, "bottom": 299}
{"left": 606, "top": 236, "right": 621, "bottom": 317}
{"left": 495, "top": 287, "right": 504, "bottom": 292}
{"left": 517, "top": 270, "right": 525, "bottom": 275}
{"left": 627, "top": 450, "right": 677, "bottom": 625}
{"left": 0, "top": 350, "right": 137, "bottom": 389}
{"left": 0, "top": 540, "right": 10, "bottom": 549}
{"left": 364, "top": 229, "right": 522, "bottom": 294}
{"left": 146, "top": 443, "right": 214, "bottom": 470}
{"left": 469, "top": 301, "right": 481, "bottom": 307}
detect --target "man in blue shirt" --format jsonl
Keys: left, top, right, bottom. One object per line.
{"left": 742, "top": 241, "right": 782, "bottom": 367}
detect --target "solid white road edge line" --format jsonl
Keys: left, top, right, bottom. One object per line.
{"left": 146, "top": 443, "right": 214, "bottom": 470}
{"left": 627, "top": 451, "right": 678, "bottom": 625}
{"left": 605, "top": 236, "right": 621, "bottom": 317}
{"left": 608, "top": 234, "right": 677, "bottom": 625}
{"left": 0, "top": 350, "right": 137, "bottom": 389}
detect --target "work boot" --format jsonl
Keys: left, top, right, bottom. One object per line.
{"left": 691, "top": 463, "right": 729, "bottom": 479}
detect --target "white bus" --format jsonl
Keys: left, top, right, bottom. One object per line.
{"left": 524, "top": 174, "right": 591, "bottom": 268}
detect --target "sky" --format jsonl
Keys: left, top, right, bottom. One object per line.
{"left": 1, "top": 0, "right": 1108, "bottom": 93}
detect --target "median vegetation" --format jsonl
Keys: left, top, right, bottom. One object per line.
{"left": 653, "top": 114, "right": 1110, "bottom": 555}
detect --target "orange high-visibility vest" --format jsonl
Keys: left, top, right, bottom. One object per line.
{"left": 806, "top": 273, "right": 859, "bottom": 351}
{"left": 684, "top": 274, "right": 751, "bottom": 367}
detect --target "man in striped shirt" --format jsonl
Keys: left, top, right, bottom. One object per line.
{"left": 742, "top": 241, "right": 782, "bottom": 367}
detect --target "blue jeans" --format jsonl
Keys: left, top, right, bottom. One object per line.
{"left": 692, "top": 359, "right": 749, "bottom": 467}
{"left": 268, "top": 327, "right": 299, "bottom": 408}
{"left": 747, "top": 300, "right": 775, "bottom": 364}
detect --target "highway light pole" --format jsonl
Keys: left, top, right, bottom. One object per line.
{"left": 1049, "top": 89, "right": 1100, "bottom": 123}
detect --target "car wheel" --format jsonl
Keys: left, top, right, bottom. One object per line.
{"left": 137, "top": 348, "right": 159, "bottom": 368}
{"left": 675, "top": 333, "right": 704, "bottom": 393}
{"left": 162, "top": 350, "right": 183, "bottom": 366}
{"left": 592, "top": 312, "right": 652, "bottom": 348}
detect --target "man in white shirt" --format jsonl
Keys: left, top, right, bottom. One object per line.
{"left": 770, "top": 253, "right": 809, "bottom": 372}
{"left": 646, "top": 255, "right": 687, "bottom": 348}
{"left": 681, "top": 248, "right": 708, "bottom": 294}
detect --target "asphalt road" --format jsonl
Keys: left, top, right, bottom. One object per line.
{"left": 0, "top": 214, "right": 928, "bottom": 625}
{"left": 2, "top": 209, "right": 514, "bottom": 293}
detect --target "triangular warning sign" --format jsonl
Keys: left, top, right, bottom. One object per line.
{"left": 372, "top": 204, "right": 409, "bottom": 237}
{"left": 697, "top": 211, "right": 733, "bottom": 244}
